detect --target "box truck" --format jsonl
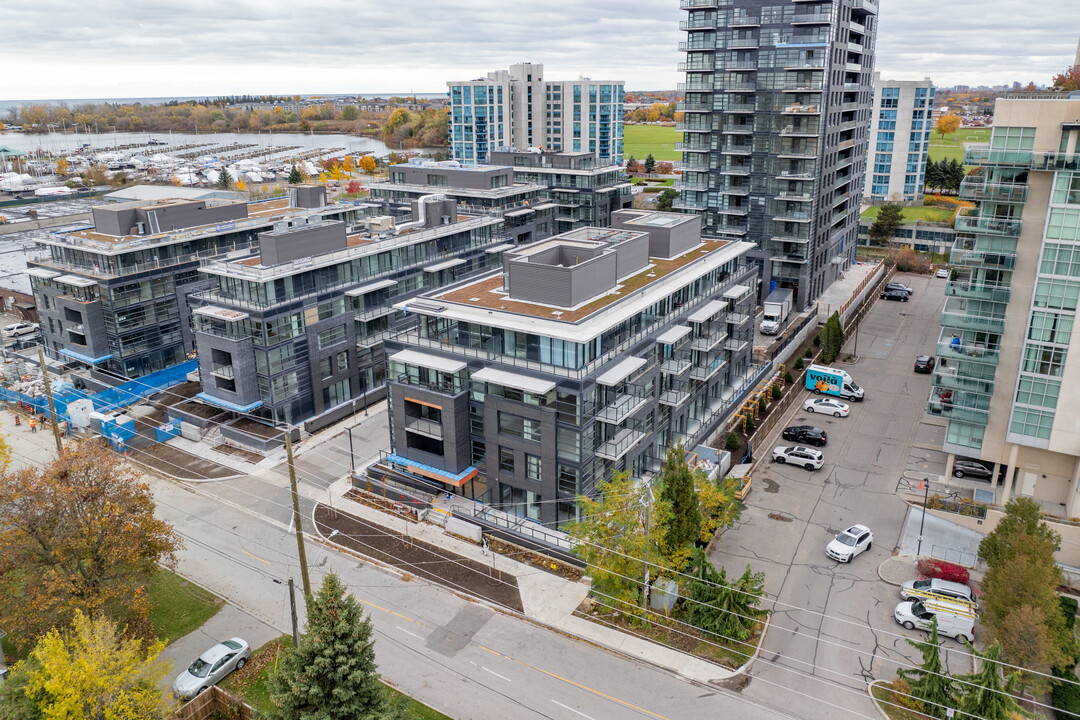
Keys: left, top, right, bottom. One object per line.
{"left": 805, "top": 364, "right": 864, "bottom": 401}
{"left": 760, "top": 288, "right": 793, "bottom": 335}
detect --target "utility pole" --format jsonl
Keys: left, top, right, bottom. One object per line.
{"left": 284, "top": 429, "right": 312, "bottom": 598}
{"left": 37, "top": 347, "right": 63, "bottom": 454}
{"left": 288, "top": 578, "right": 300, "bottom": 648}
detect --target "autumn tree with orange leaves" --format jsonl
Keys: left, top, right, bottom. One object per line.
{"left": 1053, "top": 65, "right": 1080, "bottom": 92}
{"left": 0, "top": 442, "right": 181, "bottom": 645}
{"left": 936, "top": 113, "right": 962, "bottom": 139}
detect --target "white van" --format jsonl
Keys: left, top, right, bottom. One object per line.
{"left": 899, "top": 578, "right": 978, "bottom": 610}
{"left": 894, "top": 599, "right": 975, "bottom": 642}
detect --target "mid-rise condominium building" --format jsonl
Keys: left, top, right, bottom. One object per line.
{"left": 28, "top": 186, "right": 357, "bottom": 380}
{"left": 373, "top": 210, "right": 762, "bottom": 527}
{"left": 930, "top": 93, "right": 1080, "bottom": 516}
{"left": 368, "top": 159, "right": 556, "bottom": 245}
{"left": 447, "top": 63, "right": 624, "bottom": 165}
{"left": 191, "top": 197, "right": 509, "bottom": 430}
{"left": 676, "top": 0, "right": 878, "bottom": 308}
{"left": 864, "top": 73, "right": 935, "bottom": 203}
{"left": 488, "top": 149, "right": 633, "bottom": 235}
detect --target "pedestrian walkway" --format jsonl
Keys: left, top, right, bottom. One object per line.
{"left": 302, "top": 475, "right": 742, "bottom": 683}
{"left": 877, "top": 555, "right": 922, "bottom": 587}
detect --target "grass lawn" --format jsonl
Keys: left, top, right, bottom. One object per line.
{"left": 146, "top": 568, "right": 224, "bottom": 646}
{"left": 220, "top": 635, "right": 453, "bottom": 720}
{"left": 623, "top": 125, "right": 682, "bottom": 162}
{"left": 860, "top": 205, "right": 956, "bottom": 224}
{"left": 927, "top": 127, "right": 991, "bottom": 164}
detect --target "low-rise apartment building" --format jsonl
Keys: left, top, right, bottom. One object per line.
{"left": 191, "top": 197, "right": 510, "bottom": 430}
{"left": 488, "top": 149, "right": 632, "bottom": 235}
{"left": 930, "top": 93, "right": 1080, "bottom": 517}
{"left": 28, "top": 185, "right": 356, "bottom": 381}
{"left": 374, "top": 210, "right": 760, "bottom": 527}
{"left": 368, "top": 159, "right": 556, "bottom": 245}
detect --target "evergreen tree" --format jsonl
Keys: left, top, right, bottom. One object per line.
{"left": 924, "top": 159, "right": 942, "bottom": 191}
{"left": 656, "top": 187, "right": 679, "bottom": 211}
{"left": 267, "top": 573, "right": 385, "bottom": 720}
{"left": 625, "top": 155, "right": 636, "bottom": 170}
{"left": 869, "top": 204, "right": 905, "bottom": 246}
{"left": 684, "top": 548, "right": 767, "bottom": 643}
{"left": 655, "top": 442, "right": 701, "bottom": 569}
{"left": 644, "top": 153, "right": 656, "bottom": 173}
{"left": 725, "top": 432, "right": 740, "bottom": 452}
{"left": 896, "top": 618, "right": 956, "bottom": 719}
{"left": 819, "top": 312, "right": 844, "bottom": 363}
{"left": 947, "top": 159, "right": 966, "bottom": 193}
{"left": 953, "top": 641, "right": 1023, "bottom": 720}
{"left": 218, "top": 167, "right": 232, "bottom": 190}
{"left": 288, "top": 165, "right": 303, "bottom": 184}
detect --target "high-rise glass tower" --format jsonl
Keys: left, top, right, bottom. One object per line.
{"left": 676, "top": 0, "right": 878, "bottom": 307}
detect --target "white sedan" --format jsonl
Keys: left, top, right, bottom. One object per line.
{"left": 803, "top": 397, "right": 850, "bottom": 417}
{"left": 936, "top": 268, "right": 950, "bottom": 278}
{"left": 772, "top": 445, "right": 824, "bottom": 470}
{"left": 826, "top": 524, "right": 874, "bottom": 562}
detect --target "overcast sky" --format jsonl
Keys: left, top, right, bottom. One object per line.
{"left": 2, "top": 0, "right": 1077, "bottom": 101}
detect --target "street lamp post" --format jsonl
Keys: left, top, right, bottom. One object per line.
{"left": 916, "top": 477, "right": 930, "bottom": 557}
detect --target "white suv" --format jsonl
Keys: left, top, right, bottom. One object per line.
{"left": 772, "top": 446, "right": 824, "bottom": 470}
{"left": 826, "top": 524, "right": 873, "bottom": 562}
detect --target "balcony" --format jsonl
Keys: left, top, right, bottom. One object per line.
{"left": 937, "top": 334, "right": 1000, "bottom": 366}
{"left": 679, "top": 0, "right": 726, "bottom": 7}
{"left": 675, "top": 178, "right": 711, "bottom": 191}
{"left": 691, "top": 328, "right": 729, "bottom": 352}
{"left": 690, "top": 355, "right": 726, "bottom": 382}
{"left": 679, "top": 59, "right": 716, "bottom": 72}
{"left": 596, "top": 425, "right": 646, "bottom": 462}
{"left": 949, "top": 248, "right": 1016, "bottom": 270}
{"left": 659, "top": 382, "right": 692, "bottom": 407}
{"left": 782, "top": 104, "right": 821, "bottom": 115}
{"left": 724, "top": 337, "right": 749, "bottom": 353}
{"left": 661, "top": 356, "right": 693, "bottom": 376}
{"left": 944, "top": 280, "right": 1010, "bottom": 303}
{"left": 940, "top": 309, "right": 1006, "bottom": 335}
{"left": 676, "top": 121, "right": 713, "bottom": 133}
{"left": 852, "top": 0, "right": 878, "bottom": 15}
{"left": 674, "top": 196, "right": 710, "bottom": 211}
{"left": 396, "top": 373, "right": 467, "bottom": 397}
{"left": 679, "top": 18, "right": 718, "bottom": 30}
{"left": 596, "top": 388, "right": 649, "bottom": 425}
{"left": 676, "top": 101, "right": 712, "bottom": 113}
{"left": 965, "top": 147, "right": 1080, "bottom": 172}
{"left": 926, "top": 396, "right": 989, "bottom": 426}
{"left": 932, "top": 366, "right": 995, "bottom": 395}
{"left": 727, "top": 37, "right": 759, "bottom": 49}
{"left": 210, "top": 364, "right": 236, "bottom": 380}
{"left": 958, "top": 179, "right": 1028, "bottom": 204}
{"left": 793, "top": 10, "right": 832, "bottom": 23}
{"left": 405, "top": 417, "right": 443, "bottom": 440}
{"left": 954, "top": 214, "right": 1022, "bottom": 237}
{"left": 721, "top": 60, "right": 757, "bottom": 71}
{"left": 355, "top": 305, "right": 396, "bottom": 322}
{"left": 727, "top": 312, "right": 751, "bottom": 326}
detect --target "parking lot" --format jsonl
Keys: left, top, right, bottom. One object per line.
{"left": 711, "top": 272, "right": 978, "bottom": 717}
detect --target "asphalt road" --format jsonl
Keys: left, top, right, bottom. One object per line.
{"left": 708, "top": 272, "right": 977, "bottom": 719}
{"left": 148, "top": 474, "right": 793, "bottom": 720}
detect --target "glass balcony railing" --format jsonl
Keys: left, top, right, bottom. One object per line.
{"left": 937, "top": 333, "right": 1000, "bottom": 366}
{"left": 596, "top": 424, "right": 647, "bottom": 461}
{"left": 691, "top": 328, "right": 729, "bottom": 352}
{"left": 949, "top": 248, "right": 1016, "bottom": 270}
{"left": 932, "top": 366, "right": 995, "bottom": 395}
{"left": 596, "top": 387, "right": 649, "bottom": 425}
{"left": 926, "top": 394, "right": 989, "bottom": 426}
{"left": 954, "top": 214, "right": 1022, "bottom": 237}
{"left": 940, "top": 309, "right": 1006, "bottom": 334}
{"left": 405, "top": 417, "right": 443, "bottom": 439}
{"left": 690, "top": 354, "right": 726, "bottom": 382}
{"left": 944, "top": 280, "right": 1011, "bottom": 303}
{"left": 958, "top": 178, "right": 1028, "bottom": 204}
{"left": 659, "top": 378, "right": 692, "bottom": 407}
{"left": 965, "top": 146, "right": 1080, "bottom": 171}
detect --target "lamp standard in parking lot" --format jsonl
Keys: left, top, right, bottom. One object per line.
{"left": 916, "top": 477, "right": 930, "bottom": 557}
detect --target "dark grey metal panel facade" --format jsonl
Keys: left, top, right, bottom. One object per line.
{"left": 258, "top": 220, "right": 347, "bottom": 266}
{"left": 195, "top": 331, "right": 260, "bottom": 408}
{"left": 388, "top": 380, "right": 472, "bottom": 475}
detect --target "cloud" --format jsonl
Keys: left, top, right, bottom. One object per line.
{"left": 1, "top": 0, "right": 1075, "bottom": 100}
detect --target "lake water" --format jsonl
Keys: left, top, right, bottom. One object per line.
{"left": 0, "top": 130, "right": 439, "bottom": 158}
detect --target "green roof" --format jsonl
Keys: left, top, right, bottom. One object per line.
{"left": 0, "top": 146, "right": 27, "bottom": 157}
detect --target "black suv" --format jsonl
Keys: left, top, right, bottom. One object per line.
{"left": 781, "top": 425, "right": 828, "bottom": 447}
{"left": 881, "top": 289, "right": 909, "bottom": 302}
{"left": 914, "top": 355, "right": 936, "bottom": 373}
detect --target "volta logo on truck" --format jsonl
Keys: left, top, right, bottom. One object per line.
{"left": 807, "top": 369, "right": 839, "bottom": 393}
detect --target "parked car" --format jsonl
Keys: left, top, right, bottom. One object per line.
{"left": 952, "top": 460, "right": 993, "bottom": 480}
{"left": 781, "top": 425, "right": 828, "bottom": 447}
{"left": 886, "top": 282, "right": 914, "bottom": 295}
{"left": 826, "top": 524, "right": 873, "bottom": 562}
{"left": 913, "top": 355, "right": 936, "bottom": 373}
{"left": 894, "top": 599, "right": 975, "bottom": 642}
{"left": 2, "top": 322, "right": 38, "bottom": 337}
{"left": 936, "top": 268, "right": 950, "bottom": 279}
{"left": 900, "top": 578, "right": 978, "bottom": 610}
{"left": 772, "top": 445, "right": 825, "bottom": 470}
{"left": 803, "top": 397, "right": 850, "bottom": 417}
{"left": 173, "top": 638, "right": 251, "bottom": 700}
{"left": 881, "top": 289, "right": 910, "bottom": 302}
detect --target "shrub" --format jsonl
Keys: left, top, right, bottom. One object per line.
{"left": 725, "top": 432, "right": 739, "bottom": 452}
{"left": 813, "top": 334, "right": 821, "bottom": 347}
{"left": 771, "top": 385, "right": 781, "bottom": 400}
{"left": 1052, "top": 668, "right": 1080, "bottom": 720}
{"left": 891, "top": 247, "right": 933, "bottom": 274}
{"left": 916, "top": 557, "right": 970, "bottom": 585}
{"left": 804, "top": 348, "right": 812, "bottom": 358}
{"left": 745, "top": 415, "right": 755, "bottom": 433}
{"left": 794, "top": 358, "right": 804, "bottom": 370}
{"left": 784, "top": 369, "right": 795, "bottom": 384}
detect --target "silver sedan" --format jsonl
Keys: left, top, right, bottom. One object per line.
{"left": 172, "top": 637, "right": 251, "bottom": 700}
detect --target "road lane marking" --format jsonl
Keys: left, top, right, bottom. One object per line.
{"left": 508, "top": 658, "right": 672, "bottom": 720}
{"left": 396, "top": 625, "right": 423, "bottom": 640}
{"left": 241, "top": 550, "right": 271, "bottom": 566}
{"left": 477, "top": 645, "right": 503, "bottom": 656}
{"left": 391, "top": 611, "right": 415, "bottom": 622}
{"left": 552, "top": 699, "right": 599, "bottom": 720}
{"left": 482, "top": 667, "right": 511, "bottom": 682}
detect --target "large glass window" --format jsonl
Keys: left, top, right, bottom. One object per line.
{"left": 498, "top": 412, "right": 542, "bottom": 442}
{"left": 498, "top": 446, "right": 515, "bottom": 474}
{"left": 1009, "top": 407, "right": 1055, "bottom": 440}
{"left": 525, "top": 454, "right": 542, "bottom": 482}
{"left": 1014, "top": 374, "right": 1061, "bottom": 409}
{"left": 1022, "top": 344, "right": 1068, "bottom": 376}
{"left": 990, "top": 126, "right": 1035, "bottom": 151}
{"left": 1028, "top": 311, "right": 1074, "bottom": 344}
{"left": 317, "top": 325, "right": 347, "bottom": 350}
{"left": 1033, "top": 278, "right": 1080, "bottom": 310}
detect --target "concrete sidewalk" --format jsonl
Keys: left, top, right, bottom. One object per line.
{"left": 303, "top": 475, "right": 742, "bottom": 683}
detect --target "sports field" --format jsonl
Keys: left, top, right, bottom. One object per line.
{"left": 623, "top": 125, "right": 682, "bottom": 161}
{"left": 927, "top": 127, "right": 990, "bottom": 164}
